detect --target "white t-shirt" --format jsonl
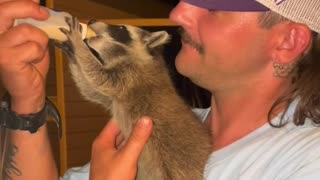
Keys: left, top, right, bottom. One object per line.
{"left": 205, "top": 100, "right": 320, "bottom": 180}
{"left": 62, "top": 101, "right": 320, "bottom": 180}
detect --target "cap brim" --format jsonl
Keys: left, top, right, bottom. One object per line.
{"left": 182, "top": 0, "right": 269, "bottom": 11}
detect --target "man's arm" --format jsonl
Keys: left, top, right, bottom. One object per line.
{"left": 0, "top": 0, "right": 58, "bottom": 179}
{"left": 3, "top": 126, "right": 58, "bottom": 180}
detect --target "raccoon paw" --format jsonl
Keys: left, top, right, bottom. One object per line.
{"left": 56, "top": 16, "right": 83, "bottom": 56}
{"left": 63, "top": 16, "right": 83, "bottom": 36}
{"left": 58, "top": 16, "right": 83, "bottom": 42}
{"left": 52, "top": 38, "right": 74, "bottom": 57}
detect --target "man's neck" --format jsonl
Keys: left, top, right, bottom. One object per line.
{"left": 206, "top": 81, "right": 289, "bottom": 151}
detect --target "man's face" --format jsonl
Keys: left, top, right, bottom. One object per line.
{"left": 169, "top": 2, "right": 273, "bottom": 92}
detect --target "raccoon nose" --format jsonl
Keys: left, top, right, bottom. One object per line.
{"left": 88, "top": 19, "right": 98, "bottom": 25}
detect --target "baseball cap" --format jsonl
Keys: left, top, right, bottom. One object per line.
{"left": 182, "top": 0, "right": 320, "bottom": 33}
{"left": 182, "top": 0, "right": 269, "bottom": 11}
{"left": 257, "top": 0, "right": 320, "bottom": 33}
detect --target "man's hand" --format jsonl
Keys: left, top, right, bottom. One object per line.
{"left": 0, "top": 0, "right": 49, "bottom": 114}
{"left": 90, "top": 117, "right": 153, "bottom": 180}
{"left": 0, "top": 2, "right": 59, "bottom": 180}
{"left": 0, "top": 0, "right": 49, "bottom": 33}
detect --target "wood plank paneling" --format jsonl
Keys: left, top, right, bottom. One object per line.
{"left": 65, "top": 101, "right": 109, "bottom": 118}
{"left": 52, "top": 0, "right": 172, "bottom": 19}
{"left": 67, "top": 148, "right": 92, "bottom": 168}
{"left": 66, "top": 117, "right": 108, "bottom": 133}
{"left": 67, "top": 131, "right": 100, "bottom": 150}
{"left": 54, "top": 0, "right": 137, "bottom": 19}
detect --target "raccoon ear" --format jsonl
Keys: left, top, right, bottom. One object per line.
{"left": 145, "top": 31, "right": 170, "bottom": 49}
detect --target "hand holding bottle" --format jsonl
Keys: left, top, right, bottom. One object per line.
{"left": 0, "top": 0, "right": 50, "bottom": 114}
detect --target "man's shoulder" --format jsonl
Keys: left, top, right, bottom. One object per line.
{"left": 205, "top": 121, "right": 320, "bottom": 180}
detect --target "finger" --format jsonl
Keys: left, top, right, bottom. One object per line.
{"left": 3, "top": 0, "right": 43, "bottom": 4}
{"left": 115, "top": 133, "right": 125, "bottom": 149}
{"left": 32, "top": 49, "right": 50, "bottom": 75}
{"left": 116, "top": 139, "right": 126, "bottom": 150}
{"left": 0, "top": 1, "right": 49, "bottom": 31}
{"left": 122, "top": 117, "right": 153, "bottom": 162}
{"left": 0, "top": 0, "right": 13, "bottom": 3}
{"left": 6, "top": 41, "right": 47, "bottom": 64}
{"left": 94, "top": 120, "right": 121, "bottom": 150}
{"left": 0, "top": 0, "right": 22, "bottom": 3}
{"left": 0, "top": 0, "right": 49, "bottom": 20}
{"left": 0, "top": 24, "right": 48, "bottom": 49}
{"left": 0, "top": 0, "right": 42, "bottom": 3}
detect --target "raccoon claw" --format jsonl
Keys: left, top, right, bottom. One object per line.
{"left": 52, "top": 38, "right": 74, "bottom": 57}
{"left": 88, "top": 19, "right": 97, "bottom": 25}
{"left": 52, "top": 39, "right": 68, "bottom": 51}
{"left": 64, "top": 16, "right": 73, "bottom": 30}
{"left": 54, "top": 16, "right": 84, "bottom": 57}
{"left": 59, "top": 27, "right": 69, "bottom": 36}
{"left": 57, "top": 25, "right": 75, "bottom": 54}
{"left": 64, "top": 16, "right": 81, "bottom": 33}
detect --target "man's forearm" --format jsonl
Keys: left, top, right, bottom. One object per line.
{"left": 2, "top": 125, "right": 58, "bottom": 180}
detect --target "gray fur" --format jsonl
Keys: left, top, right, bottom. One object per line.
{"left": 58, "top": 16, "right": 212, "bottom": 180}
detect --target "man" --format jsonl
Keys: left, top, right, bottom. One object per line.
{"left": 170, "top": 1, "right": 320, "bottom": 179}
{"left": 1, "top": 0, "right": 320, "bottom": 180}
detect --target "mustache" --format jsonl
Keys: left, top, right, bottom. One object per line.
{"left": 177, "top": 27, "right": 204, "bottom": 54}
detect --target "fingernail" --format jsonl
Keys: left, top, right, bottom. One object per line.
{"left": 40, "top": 6, "right": 49, "bottom": 16}
{"left": 138, "top": 118, "right": 151, "bottom": 128}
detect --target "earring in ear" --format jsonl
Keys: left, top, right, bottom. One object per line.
{"left": 273, "top": 62, "right": 295, "bottom": 78}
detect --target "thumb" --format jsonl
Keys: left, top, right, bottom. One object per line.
{"left": 122, "top": 117, "right": 153, "bottom": 162}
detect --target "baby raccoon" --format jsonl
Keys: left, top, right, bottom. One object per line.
{"left": 57, "top": 17, "right": 212, "bottom": 180}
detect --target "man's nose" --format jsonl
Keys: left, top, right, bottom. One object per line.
{"left": 169, "top": 1, "right": 206, "bottom": 30}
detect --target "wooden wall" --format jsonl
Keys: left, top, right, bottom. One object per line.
{"left": 49, "top": 0, "right": 174, "bottom": 19}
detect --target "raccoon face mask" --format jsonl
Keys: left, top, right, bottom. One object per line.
{"left": 84, "top": 21, "right": 170, "bottom": 66}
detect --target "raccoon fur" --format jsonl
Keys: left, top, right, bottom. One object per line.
{"left": 56, "top": 17, "right": 212, "bottom": 180}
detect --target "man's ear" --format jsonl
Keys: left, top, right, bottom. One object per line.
{"left": 271, "top": 23, "right": 312, "bottom": 64}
